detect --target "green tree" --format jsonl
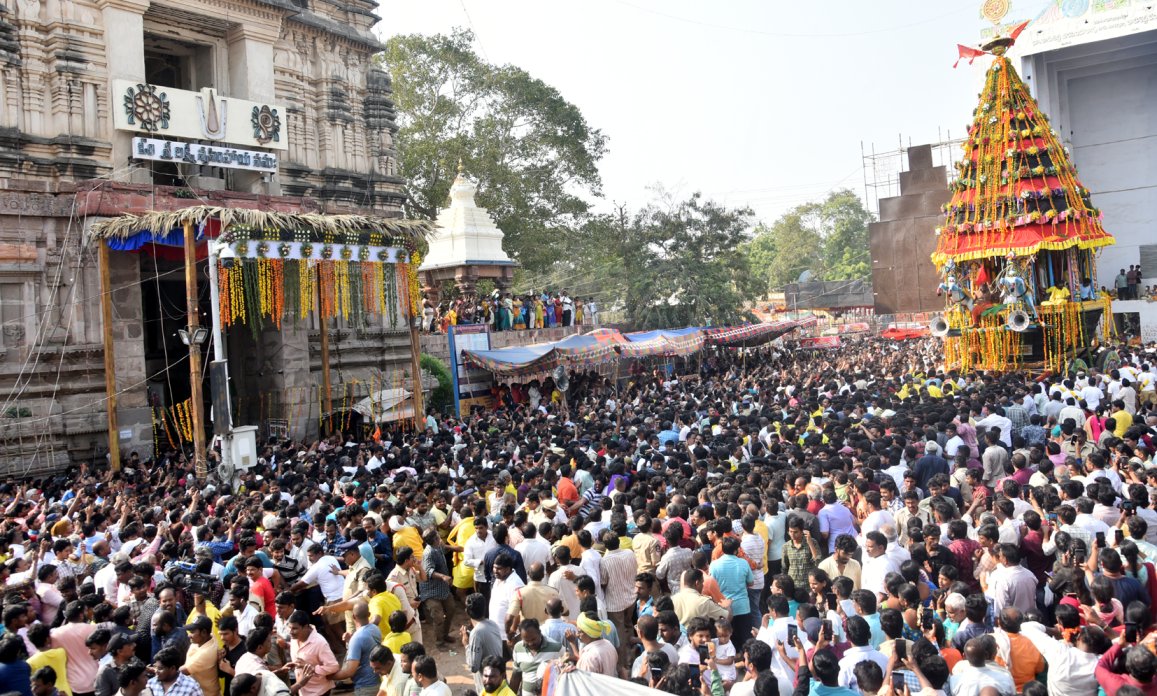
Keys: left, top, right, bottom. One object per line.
{"left": 743, "top": 214, "right": 824, "bottom": 293}
{"left": 819, "top": 189, "right": 873, "bottom": 280}
{"left": 619, "top": 191, "right": 759, "bottom": 329}
{"left": 381, "top": 29, "right": 608, "bottom": 272}
{"left": 744, "top": 188, "right": 873, "bottom": 294}
{"left": 512, "top": 206, "right": 631, "bottom": 313}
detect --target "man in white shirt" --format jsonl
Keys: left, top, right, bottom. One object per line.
{"left": 860, "top": 531, "right": 900, "bottom": 598}
{"left": 1073, "top": 504, "right": 1113, "bottom": 541}
{"left": 948, "top": 634, "right": 1015, "bottom": 696}
{"left": 884, "top": 457, "right": 909, "bottom": 490}
{"left": 837, "top": 616, "right": 888, "bottom": 690}
{"left": 514, "top": 525, "right": 551, "bottom": 571}
{"left": 227, "top": 586, "right": 260, "bottom": 637}
{"left": 94, "top": 555, "right": 132, "bottom": 607}
{"left": 944, "top": 423, "right": 965, "bottom": 458}
{"left": 488, "top": 555, "right": 525, "bottom": 625}
{"left": 859, "top": 493, "right": 895, "bottom": 546}
{"left": 1081, "top": 382, "right": 1103, "bottom": 411}
{"left": 1119, "top": 379, "right": 1138, "bottom": 414}
{"left": 560, "top": 294, "right": 574, "bottom": 326}
{"left": 578, "top": 534, "right": 606, "bottom": 616}
{"left": 547, "top": 546, "right": 586, "bottom": 620}
{"left": 975, "top": 410, "right": 1012, "bottom": 447}
{"left": 463, "top": 518, "right": 497, "bottom": 593}
{"left": 298, "top": 545, "right": 345, "bottom": 603}
{"left": 1018, "top": 621, "right": 1099, "bottom": 696}
{"left": 758, "top": 597, "right": 798, "bottom": 696}
{"left": 1057, "top": 397, "right": 1086, "bottom": 428}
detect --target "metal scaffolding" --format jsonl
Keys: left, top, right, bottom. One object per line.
{"left": 860, "top": 132, "right": 965, "bottom": 216}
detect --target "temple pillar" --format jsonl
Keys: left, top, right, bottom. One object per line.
{"left": 455, "top": 267, "right": 479, "bottom": 298}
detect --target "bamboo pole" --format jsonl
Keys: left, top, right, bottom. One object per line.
{"left": 182, "top": 222, "right": 207, "bottom": 477}
{"left": 97, "top": 243, "right": 120, "bottom": 472}
{"left": 316, "top": 265, "right": 333, "bottom": 433}
{"left": 409, "top": 315, "right": 425, "bottom": 432}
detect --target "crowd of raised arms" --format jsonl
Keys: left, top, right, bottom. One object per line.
{"left": 0, "top": 336, "right": 1157, "bottom": 696}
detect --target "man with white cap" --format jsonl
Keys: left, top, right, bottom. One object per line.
{"left": 912, "top": 441, "right": 949, "bottom": 491}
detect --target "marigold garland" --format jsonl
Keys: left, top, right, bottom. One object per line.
{"left": 159, "top": 406, "right": 176, "bottom": 448}
{"left": 362, "top": 262, "right": 378, "bottom": 316}
{"left": 334, "top": 260, "right": 351, "bottom": 321}
{"left": 318, "top": 261, "right": 335, "bottom": 319}
{"left": 298, "top": 259, "right": 315, "bottom": 318}
{"left": 214, "top": 237, "right": 421, "bottom": 327}
{"left": 407, "top": 252, "right": 422, "bottom": 317}
{"left": 173, "top": 399, "right": 194, "bottom": 442}
{"left": 218, "top": 262, "right": 232, "bottom": 326}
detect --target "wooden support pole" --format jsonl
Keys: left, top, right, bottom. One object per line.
{"left": 409, "top": 315, "right": 425, "bottom": 432}
{"left": 97, "top": 243, "right": 121, "bottom": 472}
{"left": 183, "top": 222, "right": 207, "bottom": 477}
{"left": 316, "top": 265, "right": 333, "bottom": 433}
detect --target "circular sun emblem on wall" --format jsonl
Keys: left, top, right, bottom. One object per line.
{"left": 252, "top": 105, "right": 281, "bottom": 145}
{"left": 123, "top": 83, "right": 171, "bottom": 132}
{"left": 980, "top": 0, "right": 1009, "bottom": 24}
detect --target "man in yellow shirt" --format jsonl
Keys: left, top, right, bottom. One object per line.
{"left": 365, "top": 573, "right": 403, "bottom": 639}
{"left": 182, "top": 616, "right": 220, "bottom": 696}
{"left": 1112, "top": 400, "right": 1133, "bottom": 437}
{"left": 27, "top": 624, "right": 72, "bottom": 696}
{"left": 479, "top": 656, "right": 517, "bottom": 696}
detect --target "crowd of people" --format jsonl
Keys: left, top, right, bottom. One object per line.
{"left": 1, "top": 336, "right": 1157, "bottom": 696}
{"left": 422, "top": 292, "right": 596, "bottom": 334}
{"left": 1113, "top": 267, "right": 1148, "bottom": 301}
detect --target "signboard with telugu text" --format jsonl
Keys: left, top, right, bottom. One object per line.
{"left": 132, "top": 137, "right": 278, "bottom": 173}
{"left": 1005, "top": 2, "right": 1157, "bottom": 57}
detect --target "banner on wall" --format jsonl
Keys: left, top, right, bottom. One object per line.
{"left": 448, "top": 324, "right": 494, "bottom": 416}
{"left": 799, "top": 336, "right": 841, "bottom": 349}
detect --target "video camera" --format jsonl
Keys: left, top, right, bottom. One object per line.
{"left": 164, "top": 561, "right": 218, "bottom": 596}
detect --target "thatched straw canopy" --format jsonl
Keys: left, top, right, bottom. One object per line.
{"left": 90, "top": 205, "right": 433, "bottom": 244}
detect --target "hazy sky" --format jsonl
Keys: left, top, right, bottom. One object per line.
{"left": 377, "top": 0, "right": 1003, "bottom": 225}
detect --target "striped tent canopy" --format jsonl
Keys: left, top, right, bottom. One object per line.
{"left": 704, "top": 318, "right": 813, "bottom": 347}
{"left": 620, "top": 327, "right": 704, "bottom": 358}
{"left": 463, "top": 320, "right": 812, "bottom": 379}
{"left": 462, "top": 331, "right": 624, "bottom": 379}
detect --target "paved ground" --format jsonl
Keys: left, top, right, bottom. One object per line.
{"left": 425, "top": 599, "right": 481, "bottom": 695}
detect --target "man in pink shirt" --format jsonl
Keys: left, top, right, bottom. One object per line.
{"left": 51, "top": 601, "right": 98, "bottom": 696}
{"left": 287, "top": 610, "right": 339, "bottom": 696}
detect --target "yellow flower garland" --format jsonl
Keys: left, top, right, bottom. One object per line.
{"left": 407, "top": 251, "right": 422, "bottom": 317}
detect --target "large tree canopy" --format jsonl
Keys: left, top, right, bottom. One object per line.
{"left": 381, "top": 29, "right": 608, "bottom": 272}
{"left": 608, "top": 191, "right": 759, "bottom": 330}
{"left": 743, "top": 189, "right": 873, "bottom": 294}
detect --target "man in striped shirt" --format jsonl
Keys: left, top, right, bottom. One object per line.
{"left": 656, "top": 525, "right": 693, "bottom": 594}
{"left": 599, "top": 531, "right": 637, "bottom": 671}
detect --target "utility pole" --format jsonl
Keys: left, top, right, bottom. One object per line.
{"left": 206, "top": 240, "right": 233, "bottom": 478}
{"left": 97, "top": 242, "right": 120, "bottom": 472}
{"left": 183, "top": 221, "right": 207, "bottom": 477}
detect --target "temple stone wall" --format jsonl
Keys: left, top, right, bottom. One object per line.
{"left": 0, "top": 0, "right": 411, "bottom": 471}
